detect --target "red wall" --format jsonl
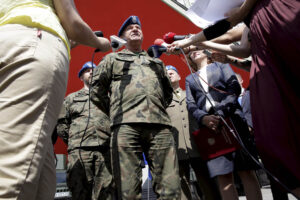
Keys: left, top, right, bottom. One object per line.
{"left": 54, "top": 0, "right": 250, "bottom": 154}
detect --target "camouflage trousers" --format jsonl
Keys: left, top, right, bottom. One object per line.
{"left": 111, "top": 123, "right": 181, "bottom": 200}
{"left": 67, "top": 147, "right": 113, "bottom": 200}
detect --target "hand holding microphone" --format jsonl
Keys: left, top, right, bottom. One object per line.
{"left": 93, "top": 31, "right": 111, "bottom": 52}
{"left": 147, "top": 38, "right": 169, "bottom": 58}
{"left": 153, "top": 38, "right": 178, "bottom": 56}
{"left": 163, "top": 32, "right": 194, "bottom": 54}
{"left": 147, "top": 38, "right": 181, "bottom": 58}
{"left": 163, "top": 32, "right": 189, "bottom": 44}
{"left": 110, "top": 35, "right": 127, "bottom": 52}
{"left": 147, "top": 45, "right": 166, "bottom": 58}
{"left": 94, "top": 32, "right": 128, "bottom": 53}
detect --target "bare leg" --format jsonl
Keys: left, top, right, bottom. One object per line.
{"left": 217, "top": 173, "right": 239, "bottom": 200}
{"left": 238, "top": 170, "right": 262, "bottom": 200}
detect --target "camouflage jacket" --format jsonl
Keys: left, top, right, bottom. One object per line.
{"left": 91, "top": 49, "right": 173, "bottom": 127}
{"left": 56, "top": 88, "right": 110, "bottom": 152}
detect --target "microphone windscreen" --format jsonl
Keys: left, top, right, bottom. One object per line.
{"left": 163, "top": 32, "right": 176, "bottom": 44}
{"left": 154, "top": 38, "right": 164, "bottom": 46}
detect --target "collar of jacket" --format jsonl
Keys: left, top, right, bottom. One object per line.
{"left": 119, "top": 48, "right": 148, "bottom": 56}
{"left": 173, "top": 88, "right": 185, "bottom": 103}
{"left": 78, "top": 88, "right": 89, "bottom": 95}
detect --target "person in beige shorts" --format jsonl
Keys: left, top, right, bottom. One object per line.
{"left": 0, "top": 1, "right": 110, "bottom": 199}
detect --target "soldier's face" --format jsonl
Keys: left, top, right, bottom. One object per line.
{"left": 122, "top": 24, "right": 143, "bottom": 43}
{"left": 80, "top": 68, "right": 93, "bottom": 85}
{"left": 167, "top": 69, "right": 181, "bottom": 84}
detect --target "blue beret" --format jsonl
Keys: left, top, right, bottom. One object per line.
{"left": 118, "top": 15, "right": 141, "bottom": 37}
{"left": 166, "top": 65, "right": 178, "bottom": 73}
{"left": 78, "top": 61, "right": 95, "bottom": 78}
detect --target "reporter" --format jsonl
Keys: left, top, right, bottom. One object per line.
{"left": 0, "top": 0, "right": 110, "bottom": 199}
{"left": 169, "top": 0, "right": 300, "bottom": 196}
{"left": 185, "top": 50, "right": 262, "bottom": 200}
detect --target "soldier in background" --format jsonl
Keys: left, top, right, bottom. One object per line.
{"left": 166, "top": 65, "right": 221, "bottom": 200}
{"left": 91, "top": 16, "right": 180, "bottom": 199}
{"left": 55, "top": 62, "right": 113, "bottom": 200}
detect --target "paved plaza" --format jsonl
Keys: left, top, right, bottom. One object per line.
{"left": 239, "top": 186, "right": 297, "bottom": 200}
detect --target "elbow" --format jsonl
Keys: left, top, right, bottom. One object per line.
{"left": 64, "top": 19, "right": 86, "bottom": 41}
{"left": 59, "top": 14, "right": 88, "bottom": 42}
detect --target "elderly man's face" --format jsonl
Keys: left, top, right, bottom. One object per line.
{"left": 122, "top": 24, "right": 143, "bottom": 43}
{"left": 167, "top": 69, "right": 181, "bottom": 84}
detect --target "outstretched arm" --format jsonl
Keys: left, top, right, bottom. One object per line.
{"left": 195, "top": 27, "right": 251, "bottom": 58}
{"left": 211, "top": 52, "right": 251, "bottom": 72}
{"left": 53, "top": 0, "right": 110, "bottom": 52}
{"left": 167, "top": 0, "right": 257, "bottom": 51}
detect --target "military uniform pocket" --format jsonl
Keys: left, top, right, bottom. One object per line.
{"left": 71, "top": 97, "right": 88, "bottom": 115}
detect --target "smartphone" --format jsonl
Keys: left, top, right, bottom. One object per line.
{"left": 203, "top": 49, "right": 212, "bottom": 57}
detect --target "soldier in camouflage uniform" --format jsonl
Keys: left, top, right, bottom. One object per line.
{"left": 56, "top": 62, "right": 113, "bottom": 200}
{"left": 91, "top": 16, "right": 180, "bottom": 200}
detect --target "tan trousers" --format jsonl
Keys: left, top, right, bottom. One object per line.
{"left": 0, "top": 24, "right": 69, "bottom": 200}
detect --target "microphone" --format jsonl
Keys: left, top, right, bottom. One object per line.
{"left": 147, "top": 43, "right": 181, "bottom": 58}
{"left": 154, "top": 38, "right": 169, "bottom": 47}
{"left": 94, "top": 31, "right": 104, "bottom": 37}
{"left": 110, "top": 35, "right": 127, "bottom": 52}
{"left": 94, "top": 31, "right": 104, "bottom": 52}
{"left": 163, "top": 32, "right": 188, "bottom": 44}
{"left": 147, "top": 45, "right": 167, "bottom": 58}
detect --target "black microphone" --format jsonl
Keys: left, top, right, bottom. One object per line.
{"left": 94, "top": 31, "right": 104, "bottom": 37}
{"left": 147, "top": 45, "right": 166, "bottom": 58}
{"left": 147, "top": 46, "right": 155, "bottom": 57}
{"left": 94, "top": 31, "right": 103, "bottom": 52}
{"left": 111, "top": 42, "right": 118, "bottom": 48}
{"left": 147, "top": 45, "right": 180, "bottom": 58}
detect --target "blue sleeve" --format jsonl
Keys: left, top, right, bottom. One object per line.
{"left": 214, "top": 63, "right": 241, "bottom": 117}
{"left": 241, "top": 90, "right": 253, "bottom": 128}
{"left": 185, "top": 76, "right": 208, "bottom": 125}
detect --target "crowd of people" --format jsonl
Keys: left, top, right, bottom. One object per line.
{"left": 0, "top": 0, "right": 299, "bottom": 200}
